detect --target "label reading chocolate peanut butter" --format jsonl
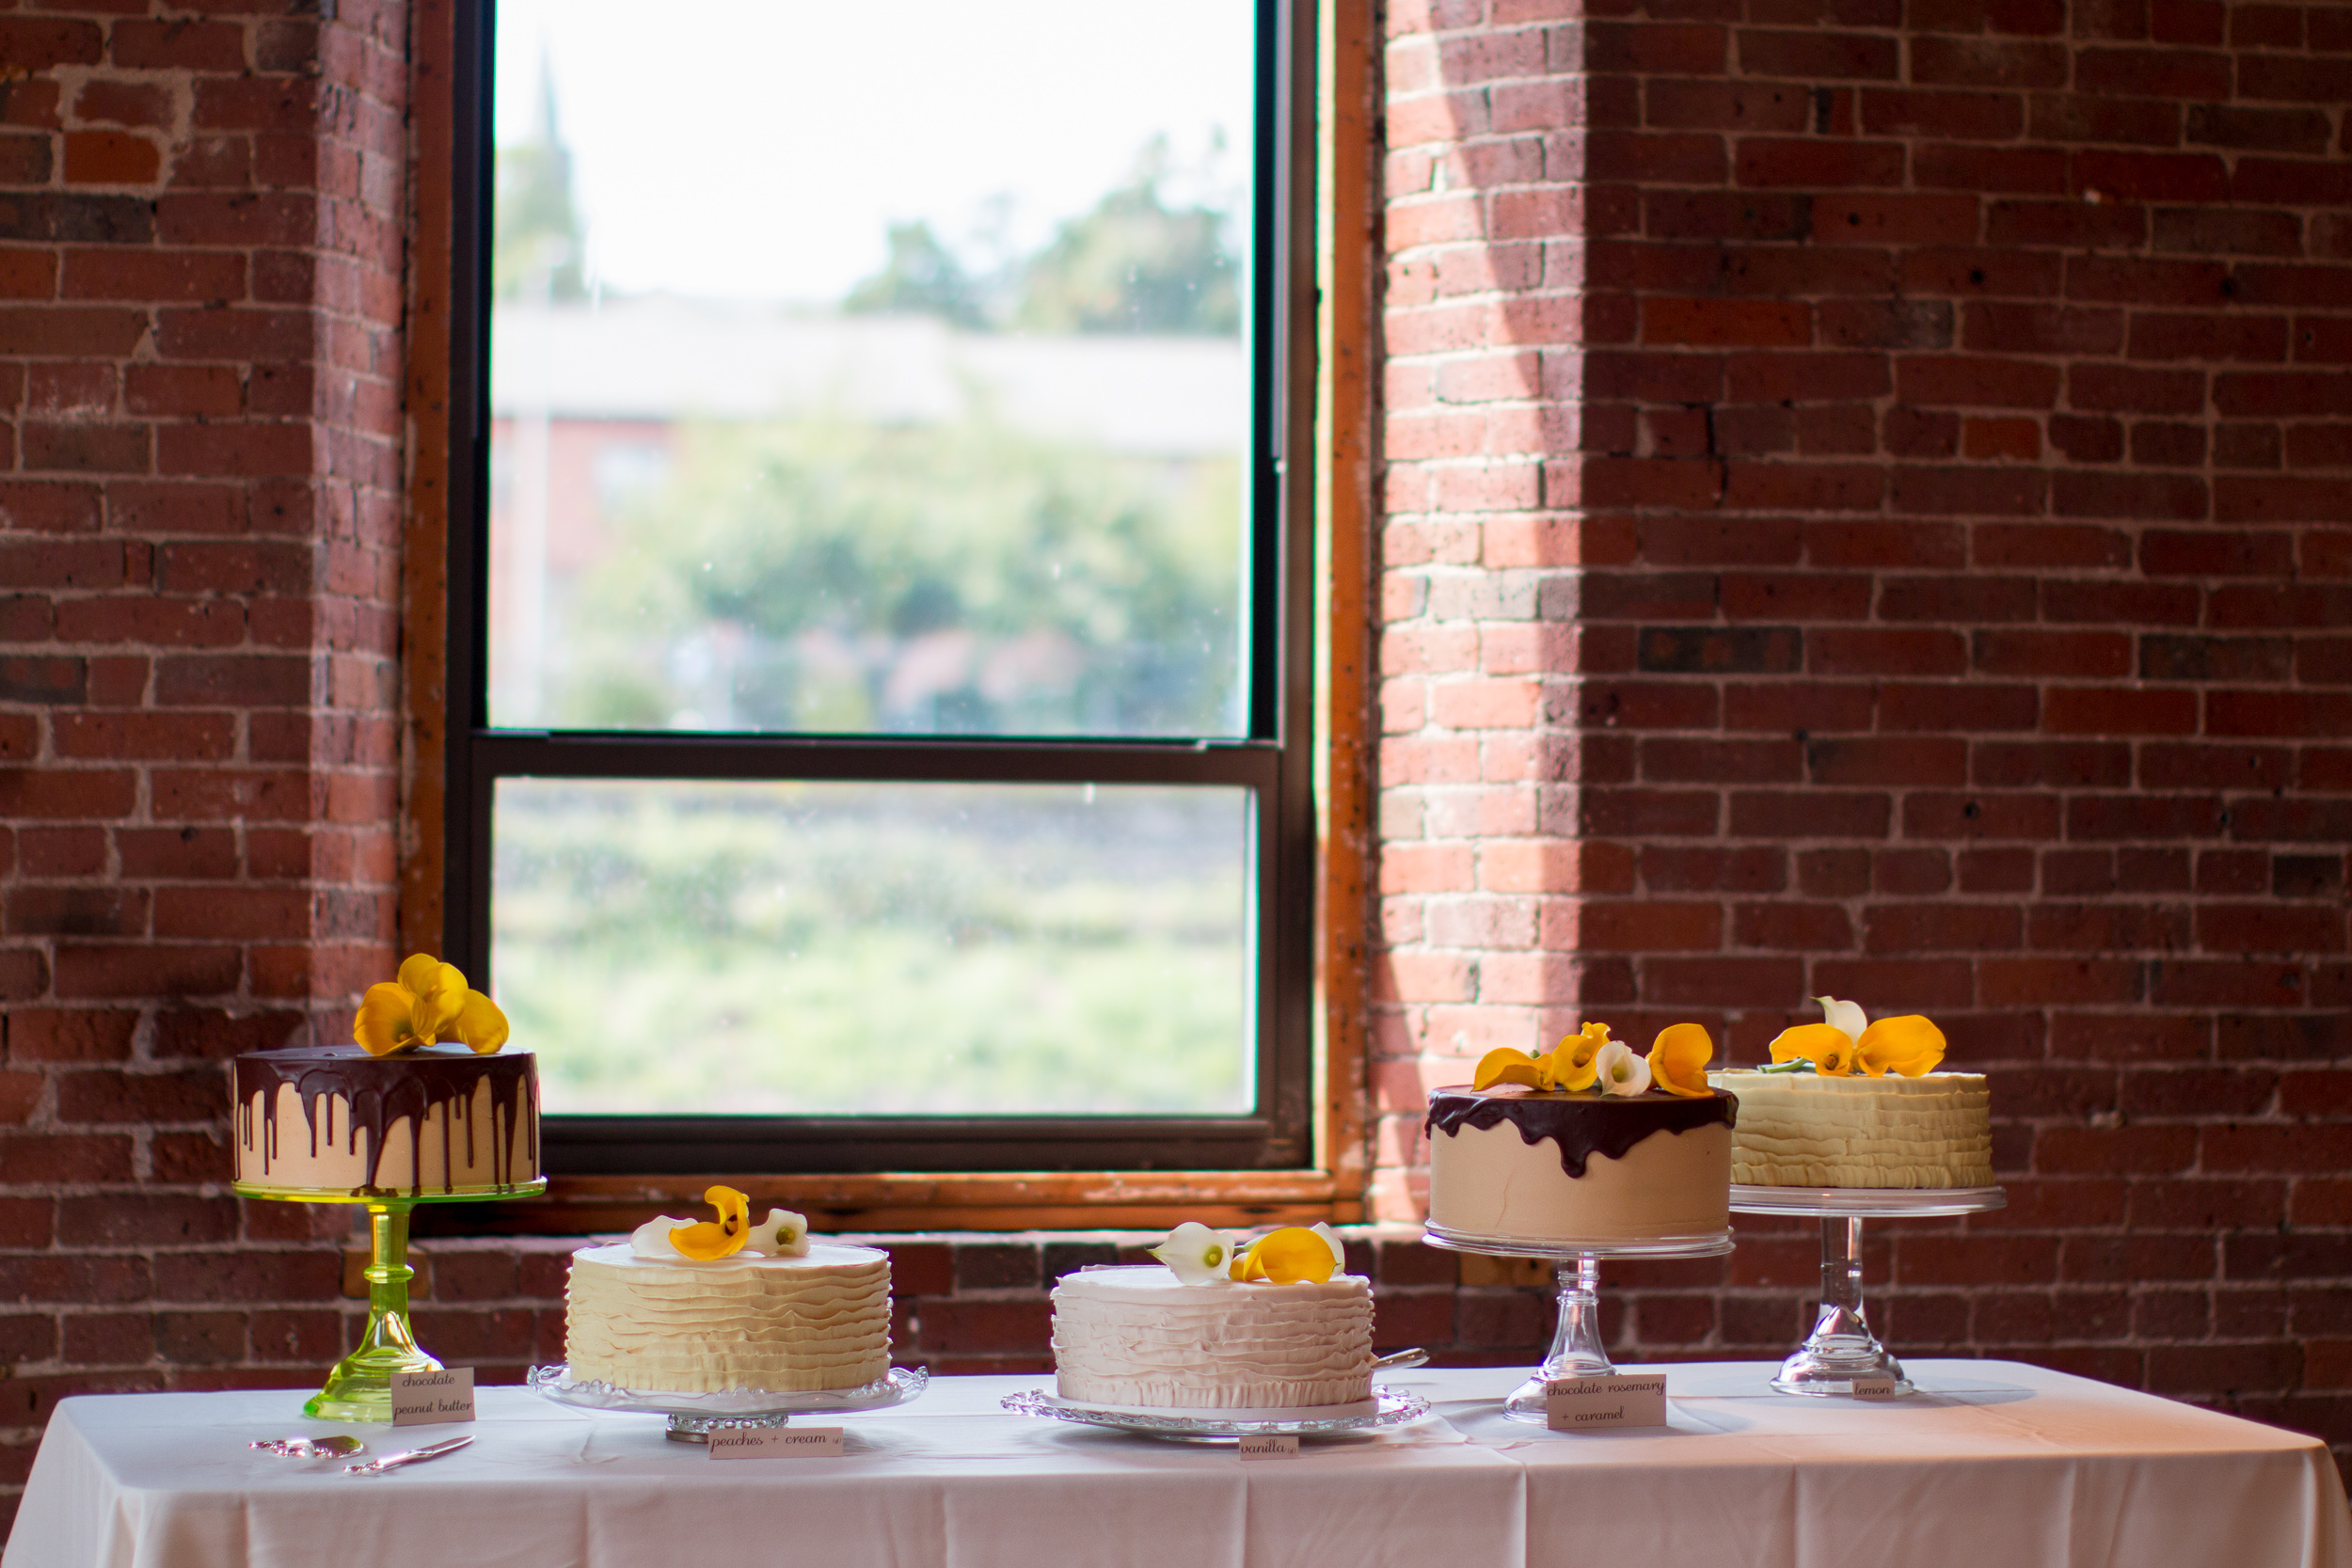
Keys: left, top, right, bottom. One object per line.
{"left": 389, "top": 1367, "right": 475, "bottom": 1426}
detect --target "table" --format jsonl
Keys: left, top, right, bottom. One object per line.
{"left": 10, "top": 1362, "right": 2347, "bottom": 1568}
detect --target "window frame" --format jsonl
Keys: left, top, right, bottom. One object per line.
{"left": 434, "top": 0, "right": 1327, "bottom": 1181}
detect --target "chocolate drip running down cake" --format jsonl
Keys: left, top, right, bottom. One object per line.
{"left": 1051, "top": 1264, "right": 1375, "bottom": 1412}
{"left": 564, "top": 1242, "right": 893, "bottom": 1394}
{"left": 1423, "top": 1085, "right": 1736, "bottom": 1245}
{"left": 233, "top": 1044, "right": 539, "bottom": 1198}
{"left": 1707, "top": 1069, "right": 1993, "bottom": 1189}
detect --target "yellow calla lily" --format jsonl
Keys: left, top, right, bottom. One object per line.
{"left": 352, "top": 952, "right": 511, "bottom": 1057}
{"left": 1227, "top": 1226, "right": 1341, "bottom": 1285}
{"left": 1856, "top": 1015, "right": 1945, "bottom": 1077}
{"left": 669, "top": 1184, "right": 752, "bottom": 1260}
{"left": 1646, "top": 1022, "right": 1714, "bottom": 1098}
{"left": 1471, "top": 1022, "right": 1609, "bottom": 1094}
{"left": 1767, "top": 1022, "right": 1859, "bottom": 1077}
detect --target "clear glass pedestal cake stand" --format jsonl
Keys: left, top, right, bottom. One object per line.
{"left": 232, "top": 1178, "right": 547, "bottom": 1422}
{"left": 1421, "top": 1222, "right": 1735, "bottom": 1423}
{"left": 1728, "top": 1185, "right": 2006, "bottom": 1397}
{"left": 528, "top": 1366, "right": 930, "bottom": 1441}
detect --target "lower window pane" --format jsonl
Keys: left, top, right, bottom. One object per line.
{"left": 491, "top": 779, "right": 1254, "bottom": 1117}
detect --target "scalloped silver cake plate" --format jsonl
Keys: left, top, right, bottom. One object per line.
{"left": 526, "top": 1364, "right": 928, "bottom": 1421}
{"left": 1001, "top": 1386, "right": 1433, "bottom": 1441}
{"left": 1727, "top": 1185, "right": 2007, "bottom": 1219}
{"left": 1419, "top": 1223, "right": 1736, "bottom": 1259}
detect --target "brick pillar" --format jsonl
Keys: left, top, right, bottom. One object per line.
{"left": 0, "top": 1, "right": 407, "bottom": 1520}
{"left": 1378, "top": 0, "right": 2352, "bottom": 1464}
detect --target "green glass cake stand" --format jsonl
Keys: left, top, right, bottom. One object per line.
{"left": 232, "top": 1179, "right": 547, "bottom": 1421}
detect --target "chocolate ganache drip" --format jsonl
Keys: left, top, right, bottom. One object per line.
{"left": 234, "top": 1045, "right": 537, "bottom": 1195}
{"left": 1424, "top": 1086, "right": 1736, "bottom": 1180}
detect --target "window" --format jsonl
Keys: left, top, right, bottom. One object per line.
{"left": 443, "top": 0, "right": 1319, "bottom": 1176}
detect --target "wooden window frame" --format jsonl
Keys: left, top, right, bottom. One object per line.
{"left": 400, "top": 0, "right": 1375, "bottom": 1232}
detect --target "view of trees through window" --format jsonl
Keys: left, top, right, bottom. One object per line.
{"left": 482, "top": 1, "right": 1264, "bottom": 1120}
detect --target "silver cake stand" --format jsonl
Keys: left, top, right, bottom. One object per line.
{"left": 527, "top": 1364, "right": 927, "bottom": 1441}
{"left": 1422, "top": 1222, "right": 1735, "bottom": 1423}
{"left": 1729, "top": 1185, "right": 2006, "bottom": 1397}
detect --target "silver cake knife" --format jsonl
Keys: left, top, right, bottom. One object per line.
{"left": 344, "top": 1433, "right": 473, "bottom": 1475}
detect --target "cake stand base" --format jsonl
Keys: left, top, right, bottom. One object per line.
{"left": 1728, "top": 1186, "right": 2005, "bottom": 1399}
{"left": 236, "top": 1179, "right": 546, "bottom": 1422}
{"left": 1422, "top": 1223, "right": 1734, "bottom": 1424}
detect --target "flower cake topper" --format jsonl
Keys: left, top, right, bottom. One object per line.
{"left": 1470, "top": 1021, "right": 1717, "bottom": 1100}
{"left": 630, "top": 1184, "right": 811, "bottom": 1261}
{"left": 1763, "top": 996, "right": 1946, "bottom": 1078}
{"left": 354, "top": 953, "right": 510, "bottom": 1057}
{"left": 1150, "top": 1222, "right": 1346, "bottom": 1286}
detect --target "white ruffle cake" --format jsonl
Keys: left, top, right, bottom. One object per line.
{"left": 1708, "top": 1069, "right": 1993, "bottom": 1188}
{"left": 563, "top": 1240, "right": 891, "bottom": 1393}
{"left": 1050, "top": 1263, "right": 1374, "bottom": 1411}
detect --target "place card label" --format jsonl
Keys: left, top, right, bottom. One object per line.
{"left": 709, "top": 1426, "right": 843, "bottom": 1459}
{"left": 1546, "top": 1374, "right": 1667, "bottom": 1432}
{"left": 1848, "top": 1377, "right": 1899, "bottom": 1397}
{"left": 1237, "top": 1433, "right": 1299, "bottom": 1459}
{"left": 389, "top": 1367, "right": 475, "bottom": 1427}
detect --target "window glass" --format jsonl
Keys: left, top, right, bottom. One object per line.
{"left": 486, "top": 0, "right": 1256, "bottom": 738}
{"left": 493, "top": 779, "right": 1255, "bottom": 1117}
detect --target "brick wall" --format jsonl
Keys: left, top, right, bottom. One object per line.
{"left": 4, "top": 0, "right": 2352, "bottom": 1541}
{"left": 1377, "top": 0, "right": 2352, "bottom": 1469}
{"left": 0, "top": 0, "right": 408, "bottom": 1526}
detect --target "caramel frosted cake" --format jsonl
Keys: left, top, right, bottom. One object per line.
{"left": 564, "top": 1191, "right": 891, "bottom": 1394}
{"left": 233, "top": 958, "right": 535, "bottom": 1198}
{"left": 1708, "top": 997, "right": 1991, "bottom": 1189}
{"left": 1424, "top": 1022, "right": 1735, "bottom": 1246}
{"left": 1051, "top": 1226, "right": 1374, "bottom": 1413}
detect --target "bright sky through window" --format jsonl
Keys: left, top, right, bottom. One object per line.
{"left": 491, "top": 0, "right": 1253, "bottom": 305}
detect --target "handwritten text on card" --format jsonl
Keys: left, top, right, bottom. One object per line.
{"left": 389, "top": 1367, "right": 475, "bottom": 1427}
{"left": 709, "top": 1426, "right": 844, "bottom": 1459}
{"left": 1546, "top": 1374, "right": 1667, "bottom": 1432}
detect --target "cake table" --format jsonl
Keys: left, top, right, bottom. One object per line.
{"left": 1421, "top": 1221, "right": 1734, "bottom": 1421}
{"left": 1730, "top": 1183, "right": 2006, "bottom": 1396}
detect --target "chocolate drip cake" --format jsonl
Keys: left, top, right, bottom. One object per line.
{"left": 1423, "top": 1085, "right": 1736, "bottom": 1245}
{"left": 233, "top": 1044, "right": 539, "bottom": 1198}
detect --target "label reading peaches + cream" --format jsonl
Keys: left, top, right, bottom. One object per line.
{"left": 709, "top": 1426, "right": 843, "bottom": 1459}
{"left": 389, "top": 1367, "right": 475, "bottom": 1426}
{"left": 1545, "top": 1374, "right": 1666, "bottom": 1432}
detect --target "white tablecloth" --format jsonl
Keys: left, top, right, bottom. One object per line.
{"left": 8, "top": 1362, "right": 2346, "bottom": 1568}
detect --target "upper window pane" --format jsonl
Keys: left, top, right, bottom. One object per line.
{"left": 486, "top": 0, "right": 1257, "bottom": 738}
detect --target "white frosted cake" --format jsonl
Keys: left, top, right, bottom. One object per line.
{"left": 1051, "top": 1264, "right": 1375, "bottom": 1413}
{"left": 1708, "top": 1069, "right": 1992, "bottom": 1188}
{"left": 1424, "top": 1085, "right": 1735, "bottom": 1244}
{"left": 564, "top": 1241, "right": 892, "bottom": 1393}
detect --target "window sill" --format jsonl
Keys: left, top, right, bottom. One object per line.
{"left": 414, "top": 1169, "right": 1364, "bottom": 1237}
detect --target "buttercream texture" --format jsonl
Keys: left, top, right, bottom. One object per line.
{"left": 1051, "top": 1264, "right": 1373, "bottom": 1409}
{"left": 564, "top": 1241, "right": 891, "bottom": 1393}
{"left": 1711, "top": 1069, "right": 1993, "bottom": 1188}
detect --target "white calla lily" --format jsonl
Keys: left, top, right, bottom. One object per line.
{"left": 1151, "top": 1221, "right": 1237, "bottom": 1286}
{"left": 629, "top": 1216, "right": 695, "bottom": 1259}
{"left": 1310, "top": 1222, "right": 1346, "bottom": 1277}
{"left": 1815, "top": 995, "right": 1867, "bottom": 1040}
{"left": 1597, "top": 1040, "right": 1652, "bottom": 1097}
{"left": 741, "top": 1208, "right": 810, "bottom": 1257}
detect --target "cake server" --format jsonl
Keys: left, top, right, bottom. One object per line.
{"left": 1374, "top": 1349, "right": 1430, "bottom": 1371}
{"left": 252, "top": 1434, "right": 365, "bottom": 1458}
{"left": 343, "top": 1433, "right": 473, "bottom": 1475}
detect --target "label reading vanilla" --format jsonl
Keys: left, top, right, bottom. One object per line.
{"left": 389, "top": 1367, "right": 475, "bottom": 1427}
{"left": 1546, "top": 1374, "right": 1667, "bottom": 1432}
{"left": 1237, "top": 1433, "right": 1300, "bottom": 1459}
{"left": 709, "top": 1426, "right": 843, "bottom": 1459}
